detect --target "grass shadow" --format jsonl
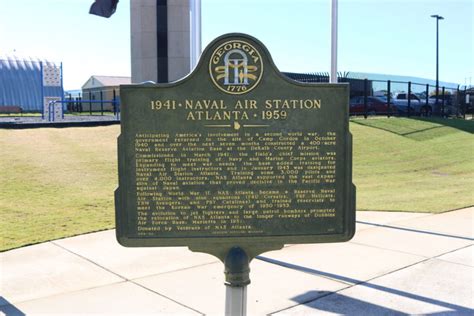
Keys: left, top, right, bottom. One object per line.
{"left": 416, "top": 117, "right": 474, "bottom": 134}
{"left": 351, "top": 117, "right": 473, "bottom": 141}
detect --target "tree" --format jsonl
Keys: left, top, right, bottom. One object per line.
{"left": 430, "top": 89, "right": 451, "bottom": 96}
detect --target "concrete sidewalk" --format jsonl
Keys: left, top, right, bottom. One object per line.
{"left": 1, "top": 208, "right": 473, "bottom": 315}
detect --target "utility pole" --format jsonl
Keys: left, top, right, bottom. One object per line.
{"left": 431, "top": 14, "right": 444, "bottom": 108}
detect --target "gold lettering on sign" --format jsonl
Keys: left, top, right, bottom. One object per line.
{"left": 185, "top": 99, "right": 226, "bottom": 110}
{"left": 149, "top": 99, "right": 322, "bottom": 122}
{"left": 264, "top": 99, "right": 321, "bottom": 109}
{"left": 186, "top": 111, "right": 250, "bottom": 121}
{"left": 134, "top": 131, "right": 338, "bottom": 237}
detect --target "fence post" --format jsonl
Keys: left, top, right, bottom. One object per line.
{"left": 387, "top": 80, "right": 391, "bottom": 118}
{"left": 68, "top": 94, "right": 72, "bottom": 112}
{"left": 364, "top": 79, "right": 368, "bottom": 119}
{"left": 407, "top": 81, "right": 411, "bottom": 117}
{"left": 100, "top": 90, "right": 104, "bottom": 116}
{"left": 425, "top": 84, "right": 429, "bottom": 116}
{"left": 456, "top": 86, "right": 460, "bottom": 117}
{"left": 113, "top": 89, "right": 117, "bottom": 116}
{"left": 464, "top": 86, "right": 467, "bottom": 120}
{"left": 89, "top": 91, "right": 92, "bottom": 115}
{"left": 441, "top": 86, "right": 445, "bottom": 117}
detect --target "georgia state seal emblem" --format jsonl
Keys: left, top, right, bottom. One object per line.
{"left": 209, "top": 40, "right": 263, "bottom": 95}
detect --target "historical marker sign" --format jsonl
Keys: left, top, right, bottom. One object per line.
{"left": 116, "top": 33, "right": 355, "bottom": 260}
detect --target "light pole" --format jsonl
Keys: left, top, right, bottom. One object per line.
{"left": 431, "top": 14, "right": 444, "bottom": 110}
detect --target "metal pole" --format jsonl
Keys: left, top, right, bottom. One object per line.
{"left": 457, "top": 86, "right": 460, "bottom": 117}
{"left": 225, "top": 286, "right": 247, "bottom": 316}
{"left": 100, "top": 90, "right": 104, "bottom": 116}
{"left": 89, "top": 91, "right": 92, "bottom": 115}
{"left": 40, "top": 61, "right": 45, "bottom": 120}
{"left": 431, "top": 15, "right": 444, "bottom": 112}
{"left": 224, "top": 247, "right": 250, "bottom": 316}
{"left": 60, "top": 62, "right": 64, "bottom": 119}
{"left": 407, "top": 81, "right": 411, "bottom": 117}
{"left": 464, "top": 86, "right": 467, "bottom": 119}
{"left": 435, "top": 18, "right": 439, "bottom": 109}
{"left": 49, "top": 103, "right": 53, "bottom": 122}
{"left": 330, "top": 0, "right": 338, "bottom": 83}
{"left": 363, "top": 79, "right": 368, "bottom": 119}
{"left": 441, "top": 86, "right": 445, "bottom": 116}
{"left": 387, "top": 80, "right": 391, "bottom": 117}
{"left": 425, "top": 84, "right": 429, "bottom": 116}
{"left": 113, "top": 89, "right": 117, "bottom": 116}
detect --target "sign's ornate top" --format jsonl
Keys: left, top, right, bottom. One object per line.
{"left": 209, "top": 39, "right": 264, "bottom": 95}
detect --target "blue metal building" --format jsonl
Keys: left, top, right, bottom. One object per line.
{"left": 0, "top": 57, "right": 63, "bottom": 112}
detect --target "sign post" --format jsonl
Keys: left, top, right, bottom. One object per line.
{"left": 116, "top": 33, "right": 355, "bottom": 315}
{"left": 224, "top": 247, "right": 249, "bottom": 315}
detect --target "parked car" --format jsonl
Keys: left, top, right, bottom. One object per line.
{"left": 393, "top": 93, "right": 431, "bottom": 116}
{"left": 375, "top": 95, "right": 388, "bottom": 103}
{"left": 349, "top": 96, "right": 395, "bottom": 115}
{"left": 373, "top": 95, "right": 397, "bottom": 108}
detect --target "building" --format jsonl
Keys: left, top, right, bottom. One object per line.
{"left": 131, "top": 0, "right": 196, "bottom": 83}
{"left": 81, "top": 75, "right": 131, "bottom": 112}
{"left": 0, "top": 56, "right": 63, "bottom": 113}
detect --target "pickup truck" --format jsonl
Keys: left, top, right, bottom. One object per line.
{"left": 393, "top": 93, "right": 431, "bottom": 115}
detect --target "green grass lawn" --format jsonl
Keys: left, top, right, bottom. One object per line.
{"left": 352, "top": 117, "right": 473, "bottom": 212}
{"left": 0, "top": 117, "right": 473, "bottom": 251}
{"left": 0, "top": 126, "right": 119, "bottom": 251}
{"left": 0, "top": 113, "right": 42, "bottom": 117}
{"left": 66, "top": 111, "right": 116, "bottom": 116}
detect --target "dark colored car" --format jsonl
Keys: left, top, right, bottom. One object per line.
{"left": 349, "top": 96, "right": 395, "bottom": 115}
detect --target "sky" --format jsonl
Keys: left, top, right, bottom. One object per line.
{"left": 1, "top": 0, "right": 472, "bottom": 90}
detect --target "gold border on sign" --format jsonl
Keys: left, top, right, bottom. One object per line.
{"left": 209, "top": 40, "right": 264, "bottom": 95}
